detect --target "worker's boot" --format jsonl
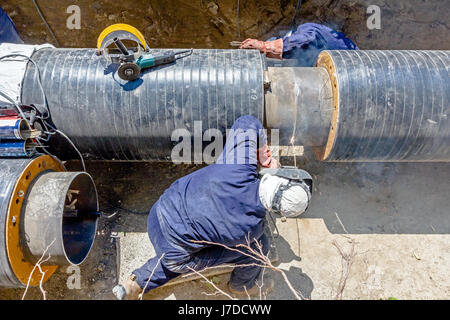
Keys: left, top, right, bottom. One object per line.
{"left": 227, "top": 276, "right": 274, "bottom": 298}
{"left": 112, "top": 274, "right": 142, "bottom": 300}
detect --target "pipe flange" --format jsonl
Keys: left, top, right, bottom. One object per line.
{"left": 314, "top": 51, "right": 339, "bottom": 161}
{"left": 6, "top": 155, "right": 65, "bottom": 286}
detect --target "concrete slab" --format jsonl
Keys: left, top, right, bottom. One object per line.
{"left": 272, "top": 218, "right": 450, "bottom": 300}
{"left": 136, "top": 162, "right": 450, "bottom": 300}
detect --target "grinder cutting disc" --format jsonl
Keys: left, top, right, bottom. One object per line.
{"left": 117, "top": 62, "right": 141, "bottom": 81}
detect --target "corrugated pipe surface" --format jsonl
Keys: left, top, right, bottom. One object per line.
{"left": 21, "top": 48, "right": 264, "bottom": 160}
{"left": 0, "top": 158, "right": 29, "bottom": 287}
{"left": 316, "top": 50, "right": 449, "bottom": 162}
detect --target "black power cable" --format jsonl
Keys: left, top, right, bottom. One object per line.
{"left": 0, "top": 54, "right": 86, "bottom": 170}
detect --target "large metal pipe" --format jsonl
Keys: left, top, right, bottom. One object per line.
{"left": 265, "top": 50, "right": 450, "bottom": 162}
{"left": 20, "top": 48, "right": 450, "bottom": 162}
{"left": 23, "top": 171, "right": 98, "bottom": 266}
{"left": 21, "top": 48, "right": 264, "bottom": 161}
{"left": 0, "top": 155, "right": 98, "bottom": 288}
{"left": 315, "top": 50, "right": 450, "bottom": 162}
{"left": 264, "top": 67, "right": 333, "bottom": 147}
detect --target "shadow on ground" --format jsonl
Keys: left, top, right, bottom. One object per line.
{"left": 0, "top": 160, "right": 448, "bottom": 299}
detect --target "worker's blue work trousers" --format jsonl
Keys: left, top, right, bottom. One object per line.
{"left": 133, "top": 205, "right": 270, "bottom": 293}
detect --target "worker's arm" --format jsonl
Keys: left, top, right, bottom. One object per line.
{"left": 239, "top": 23, "right": 358, "bottom": 60}
{"left": 239, "top": 38, "right": 283, "bottom": 60}
{"left": 216, "top": 115, "right": 279, "bottom": 168}
{"left": 239, "top": 28, "right": 315, "bottom": 60}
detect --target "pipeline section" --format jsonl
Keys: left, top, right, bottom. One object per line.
{"left": 17, "top": 48, "right": 450, "bottom": 162}
{"left": 0, "top": 155, "right": 98, "bottom": 288}
{"left": 21, "top": 48, "right": 264, "bottom": 161}
{"left": 266, "top": 50, "right": 450, "bottom": 161}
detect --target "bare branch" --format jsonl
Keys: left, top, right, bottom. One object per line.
{"left": 243, "top": 285, "right": 251, "bottom": 300}
{"left": 22, "top": 238, "right": 56, "bottom": 300}
{"left": 191, "top": 239, "right": 267, "bottom": 265}
{"left": 332, "top": 239, "right": 356, "bottom": 300}
{"left": 139, "top": 253, "right": 166, "bottom": 300}
{"left": 334, "top": 212, "right": 349, "bottom": 234}
{"left": 186, "top": 266, "right": 236, "bottom": 300}
{"left": 190, "top": 237, "right": 305, "bottom": 300}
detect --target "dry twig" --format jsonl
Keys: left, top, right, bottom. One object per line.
{"left": 186, "top": 266, "right": 237, "bottom": 300}
{"left": 139, "top": 253, "right": 166, "bottom": 300}
{"left": 191, "top": 235, "right": 305, "bottom": 300}
{"left": 22, "top": 238, "right": 56, "bottom": 300}
{"left": 332, "top": 239, "right": 356, "bottom": 300}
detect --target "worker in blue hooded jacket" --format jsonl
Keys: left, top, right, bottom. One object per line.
{"left": 113, "top": 115, "right": 311, "bottom": 299}
{"left": 240, "top": 23, "right": 358, "bottom": 66}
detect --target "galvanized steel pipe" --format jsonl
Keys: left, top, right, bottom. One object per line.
{"left": 21, "top": 48, "right": 264, "bottom": 161}
{"left": 265, "top": 50, "right": 450, "bottom": 162}
{"left": 0, "top": 155, "right": 98, "bottom": 288}
{"left": 315, "top": 50, "right": 450, "bottom": 162}
{"left": 19, "top": 48, "right": 450, "bottom": 162}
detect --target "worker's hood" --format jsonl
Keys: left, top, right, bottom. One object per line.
{"left": 259, "top": 173, "right": 310, "bottom": 218}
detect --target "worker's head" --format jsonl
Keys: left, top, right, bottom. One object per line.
{"left": 258, "top": 174, "right": 310, "bottom": 218}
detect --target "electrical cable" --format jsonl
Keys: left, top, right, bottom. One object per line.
{"left": 44, "top": 122, "right": 86, "bottom": 172}
{"left": 0, "top": 54, "right": 85, "bottom": 170}
{"left": 290, "top": 0, "right": 303, "bottom": 30}
{"left": 175, "top": 48, "right": 193, "bottom": 60}
{"left": 32, "top": 0, "right": 60, "bottom": 47}
{"left": 236, "top": 0, "right": 240, "bottom": 39}
{"left": 103, "top": 202, "right": 149, "bottom": 215}
{"left": 0, "top": 54, "right": 50, "bottom": 113}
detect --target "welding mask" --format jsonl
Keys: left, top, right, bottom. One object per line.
{"left": 259, "top": 166, "right": 313, "bottom": 218}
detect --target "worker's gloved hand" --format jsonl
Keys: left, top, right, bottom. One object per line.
{"left": 258, "top": 145, "right": 280, "bottom": 168}
{"left": 240, "top": 38, "right": 283, "bottom": 60}
{"left": 240, "top": 39, "right": 265, "bottom": 51}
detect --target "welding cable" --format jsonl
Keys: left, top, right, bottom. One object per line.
{"left": 44, "top": 122, "right": 86, "bottom": 172}
{"left": 175, "top": 48, "right": 193, "bottom": 60}
{"left": 0, "top": 55, "right": 82, "bottom": 167}
{"left": 236, "top": 0, "right": 240, "bottom": 39}
{"left": 100, "top": 209, "right": 119, "bottom": 220}
{"left": 32, "top": 0, "right": 60, "bottom": 47}
{"left": 104, "top": 202, "right": 149, "bottom": 215}
{"left": 0, "top": 90, "right": 29, "bottom": 122}
{"left": 0, "top": 54, "right": 55, "bottom": 154}
{"left": 0, "top": 54, "right": 50, "bottom": 115}
{"left": 290, "top": 0, "right": 303, "bottom": 30}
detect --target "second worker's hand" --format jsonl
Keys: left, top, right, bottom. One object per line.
{"left": 239, "top": 38, "right": 265, "bottom": 51}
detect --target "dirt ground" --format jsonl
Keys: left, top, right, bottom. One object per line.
{"left": 2, "top": 0, "right": 449, "bottom": 50}
{"left": 0, "top": 0, "right": 449, "bottom": 300}
{"left": 1, "top": 159, "right": 448, "bottom": 300}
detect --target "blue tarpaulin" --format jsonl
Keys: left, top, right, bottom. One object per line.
{"left": 0, "top": 7, "right": 23, "bottom": 44}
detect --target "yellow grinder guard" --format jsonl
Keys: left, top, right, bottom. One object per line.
{"left": 97, "top": 23, "right": 148, "bottom": 54}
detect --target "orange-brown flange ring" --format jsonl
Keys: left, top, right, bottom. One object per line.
{"left": 314, "top": 51, "right": 339, "bottom": 161}
{"left": 6, "top": 155, "right": 65, "bottom": 286}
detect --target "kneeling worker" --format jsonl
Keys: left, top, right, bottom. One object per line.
{"left": 113, "top": 115, "right": 313, "bottom": 299}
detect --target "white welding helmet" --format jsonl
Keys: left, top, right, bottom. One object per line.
{"left": 259, "top": 166, "right": 313, "bottom": 218}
